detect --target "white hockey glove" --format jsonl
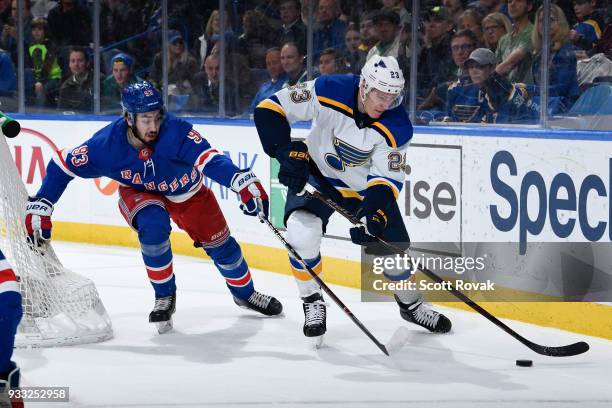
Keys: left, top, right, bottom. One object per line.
{"left": 25, "top": 196, "right": 54, "bottom": 246}
{"left": 230, "top": 170, "right": 269, "bottom": 218}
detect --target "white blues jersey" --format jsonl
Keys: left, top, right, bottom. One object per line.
{"left": 258, "top": 75, "right": 412, "bottom": 199}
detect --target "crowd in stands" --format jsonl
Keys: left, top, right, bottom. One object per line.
{"left": 0, "top": 0, "right": 609, "bottom": 125}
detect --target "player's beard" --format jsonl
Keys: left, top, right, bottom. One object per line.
{"left": 143, "top": 131, "right": 158, "bottom": 143}
{"left": 127, "top": 126, "right": 157, "bottom": 150}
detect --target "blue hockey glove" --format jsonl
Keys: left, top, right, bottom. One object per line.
{"left": 275, "top": 141, "right": 310, "bottom": 194}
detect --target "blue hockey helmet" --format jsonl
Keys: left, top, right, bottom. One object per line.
{"left": 121, "top": 81, "right": 164, "bottom": 121}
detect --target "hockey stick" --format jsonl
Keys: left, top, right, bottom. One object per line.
{"left": 257, "top": 212, "right": 391, "bottom": 356}
{"left": 304, "top": 185, "right": 590, "bottom": 357}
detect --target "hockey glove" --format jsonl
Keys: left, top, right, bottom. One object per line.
{"left": 275, "top": 141, "right": 310, "bottom": 194}
{"left": 349, "top": 184, "right": 395, "bottom": 246}
{"left": 25, "top": 196, "right": 54, "bottom": 246}
{"left": 231, "top": 170, "right": 269, "bottom": 218}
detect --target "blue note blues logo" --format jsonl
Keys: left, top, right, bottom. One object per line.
{"left": 325, "top": 137, "right": 372, "bottom": 172}
{"left": 374, "top": 60, "right": 387, "bottom": 68}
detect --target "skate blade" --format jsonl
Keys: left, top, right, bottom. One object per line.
{"left": 155, "top": 319, "right": 173, "bottom": 334}
{"left": 310, "top": 335, "right": 324, "bottom": 349}
{"left": 386, "top": 327, "right": 411, "bottom": 354}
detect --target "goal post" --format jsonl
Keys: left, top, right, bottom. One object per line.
{"left": 0, "top": 128, "right": 113, "bottom": 347}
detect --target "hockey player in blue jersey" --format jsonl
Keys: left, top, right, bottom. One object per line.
{"left": 254, "top": 56, "right": 452, "bottom": 340}
{"left": 0, "top": 249, "right": 22, "bottom": 404}
{"left": 25, "top": 81, "right": 282, "bottom": 334}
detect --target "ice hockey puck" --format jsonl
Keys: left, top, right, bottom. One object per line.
{"left": 516, "top": 359, "right": 533, "bottom": 367}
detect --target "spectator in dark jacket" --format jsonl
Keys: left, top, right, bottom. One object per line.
{"left": 313, "top": 0, "right": 347, "bottom": 59}
{"left": 46, "top": 0, "right": 92, "bottom": 47}
{"left": 57, "top": 46, "right": 92, "bottom": 111}
{"left": 344, "top": 26, "right": 366, "bottom": 74}
{"left": 417, "top": 6, "right": 456, "bottom": 97}
{"left": 193, "top": 53, "right": 239, "bottom": 116}
{"left": 418, "top": 30, "right": 479, "bottom": 114}
{"left": 236, "top": 9, "right": 276, "bottom": 69}
{"left": 278, "top": 0, "right": 307, "bottom": 55}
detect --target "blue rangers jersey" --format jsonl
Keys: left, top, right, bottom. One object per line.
{"left": 37, "top": 113, "right": 240, "bottom": 203}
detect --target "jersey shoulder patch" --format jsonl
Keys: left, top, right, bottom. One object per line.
{"left": 314, "top": 74, "right": 360, "bottom": 117}
{"left": 369, "top": 106, "right": 412, "bottom": 149}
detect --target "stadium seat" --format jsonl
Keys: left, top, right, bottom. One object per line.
{"left": 568, "top": 84, "right": 612, "bottom": 116}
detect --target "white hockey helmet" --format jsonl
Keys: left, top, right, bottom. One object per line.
{"left": 360, "top": 55, "right": 405, "bottom": 109}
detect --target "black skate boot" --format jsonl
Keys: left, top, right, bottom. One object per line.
{"left": 233, "top": 290, "right": 283, "bottom": 316}
{"left": 149, "top": 293, "right": 176, "bottom": 334}
{"left": 395, "top": 294, "right": 452, "bottom": 333}
{"left": 302, "top": 293, "right": 327, "bottom": 338}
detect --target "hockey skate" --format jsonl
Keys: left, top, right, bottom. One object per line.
{"left": 394, "top": 294, "right": 452, "bottom": 333}
{"left": 303, "top": 293, "right": 327, "bottom": 348}
{"left": 149, "top": 294, "right": 176, "bottom": 334}
{"left": 233, "top": 290, "right": 283, "bottom": 316}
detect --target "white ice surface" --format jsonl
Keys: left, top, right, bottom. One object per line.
{"left": 14, "top": 241, "right": 612, "bottom": 408}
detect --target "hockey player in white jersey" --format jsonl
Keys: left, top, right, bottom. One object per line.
{"left": 254, "top": 56, "right": 452, "bottom": 339}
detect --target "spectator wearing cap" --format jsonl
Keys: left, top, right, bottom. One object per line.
{"left": 246, "top": 47, "right": 288, "bottom": 114}
{"left": 278, "top": 0, "right": 307, "bottom": 56}
{"left": 57, "top": 45, "right": 92, "bottom": 111}
{"left": 366, "top": 9, "right": 401, "bottom": 61}
{"left": 417, "top": 6, "right": 455, "bottom": 97}
{"left": 101, "top": 53, "right": 142, "bottom": 113}
{"left": 569, "top": 0, "right": 603, "bottom": 53}
{"left": 495, "top": 0, "right": 535, "bottom": 84}
{"left": 446, "top": 47, "right": 536, "bottom": 123}
{"left": 313, "top": 0, "right": 347, "bottom": 60}
{"left": 150, "top": 29, "right": 199, "bottom": 101}
{"left": 25, "top": 16, "right": 61, "bottom": 108}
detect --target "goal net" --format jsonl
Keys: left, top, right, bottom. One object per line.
{"left": 0, "top": 130, "right": 113, "bottom": 347}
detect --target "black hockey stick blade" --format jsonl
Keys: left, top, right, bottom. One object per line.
{"left": 525, "top": 340, "right": 589, "bottom": 357}
{"left": 303, "top": 186, "right": 590, "bottom": 358}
